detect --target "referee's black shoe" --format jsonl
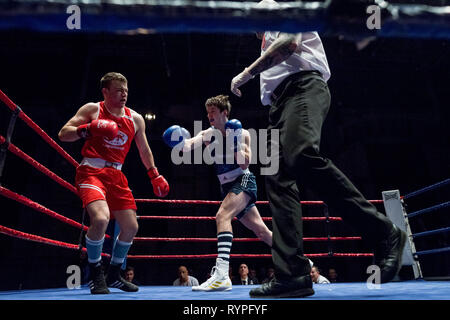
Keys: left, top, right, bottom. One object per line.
{"left": 106, "top": 263, "right": 139, "bottom": 292}
{"left": 249, "top": 274, "right": 314, "bottom": 298}
{"left": 374, "top": 224, "right": 407, "bottom": 283}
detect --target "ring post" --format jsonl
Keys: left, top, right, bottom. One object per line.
{"left": 382, "top": 190, "right": 423, "bottom": 279}
{"left": 0, "top": 105, "right": 21, "bottom": 185}
{"left": 323, "top": 204, "right": 334, "bottom": 257}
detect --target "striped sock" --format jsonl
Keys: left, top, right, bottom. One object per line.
{"left": 217, "top": 231, "right": 233, "bottom": 263}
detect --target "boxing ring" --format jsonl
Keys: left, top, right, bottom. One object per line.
{"left": 1, "top": 280, "right": 449, "bottom": 300}
{"left": 1, "top": 0, "right": 449, "bottom": 303}
{"left": 0, "top": 90, "right": 449, "bottom": 300}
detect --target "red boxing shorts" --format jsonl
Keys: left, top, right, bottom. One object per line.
{"left": 75, "top": 165, "right": 137, "bottom": 212}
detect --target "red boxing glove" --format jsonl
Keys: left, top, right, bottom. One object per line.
{"left": 77, "top": 119, "right": 119, "bottom": 140}
{"left": 147, "top": 167, "right": 169, "bottom": 197}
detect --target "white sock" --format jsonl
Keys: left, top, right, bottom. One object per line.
{"left": 216, "top": 258, "right": 229, "bottom": 276}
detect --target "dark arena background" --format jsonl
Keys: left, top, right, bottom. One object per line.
{"left": 0, "top": 0, "right": 449, "bottom": 302}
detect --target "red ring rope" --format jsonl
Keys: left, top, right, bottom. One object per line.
{"left": 133, "top": 236, "right": 362, "bottom": 242}
{"left": 0, "top": 89, "right": 384, "bottom": 267}
{"left": 137, "top": 215, "right": 343, "bottom": 221}
{"left": 0, "top": 135, "right": 77, "bottom": 194}
{"left": 0, "top": 224, "right": 80, "bottom": 250}
{"left": 0, "top": 224, "right": 110, "bottom": 258}
{"left": 0, "top": 89, "right": 79, "bottom": 167}
{"left": 0, "top": 223, "right": 373, "bottom": 259}
{"left": 126, "top": 253, "right": 374, "bottom": 259}
{"left": 136, "top": 199, "right": 384, "bottom": 205}
{"left": 0, "top": 186, "right": 87, "bottom": 232}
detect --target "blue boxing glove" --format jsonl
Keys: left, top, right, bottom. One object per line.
{"left": 162, "top": 125, "right": 191, "bottom": 148}
{"left": 225, "top": 119, "right": 243, "bottom": 152}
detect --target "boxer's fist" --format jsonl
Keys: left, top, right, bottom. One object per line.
{"left": 162, "top": 125, "right": 191, "bottom": 148}
{"left": 225, "top": 119, "right": 243, "bottom": 152}
{"left": 77, "top": 119, "right": 119, "bottom": 140}
{"left": 147, "top": 167, "right": 169, "bottom": 197}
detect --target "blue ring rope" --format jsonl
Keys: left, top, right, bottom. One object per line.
{"left": 412, "top": 227, "right": 450, "bottom": 239}
{"left": 403, "top": 178, "right": 450, "bottom": 200}
{"left": 415, "top": 246, "right": 450, "bottom": 256}
{"left": 407, "top": 201, "right": 450, "bottom": 218}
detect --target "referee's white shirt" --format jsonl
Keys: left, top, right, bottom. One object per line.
{"left": 259, "top": 31, "right": 331, "bottom": 106}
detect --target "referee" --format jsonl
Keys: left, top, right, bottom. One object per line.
{"left": 230, "top": 0, "right": 406, "bottom": 298}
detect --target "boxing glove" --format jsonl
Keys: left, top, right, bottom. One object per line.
{"left": 77, "top": 119, "right": 119, "bottom": 140}
{"left": 147, "top": 167, "right": 169, "bottom": 197}
{"left": 162, "top": 125, "right": 191, "bottom": 148}
{"left": 225, "top": 119, "right": 243, "bottom": 152}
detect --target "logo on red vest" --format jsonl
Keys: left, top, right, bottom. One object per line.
{"left": 104, "top": 131, "right": 128, "bottom": 146}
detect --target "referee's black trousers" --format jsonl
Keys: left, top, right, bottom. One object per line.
{"left": 265, "top": 71, "right": 393, "bottom": 278}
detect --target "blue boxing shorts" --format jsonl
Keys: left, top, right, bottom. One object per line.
{"left": 220, "top": 171, "right": 257, "bottom": 220}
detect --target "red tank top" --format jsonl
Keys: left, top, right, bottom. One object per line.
{"left": 81, "top": 101, "right": 135, "bottom": 164}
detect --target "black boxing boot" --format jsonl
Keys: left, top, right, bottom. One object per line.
{"left": 88, "top": 261, "right": 110, "bottom": 294}
{"left": 249, "top": 274, "right": 314, "bottom": 298}
{"left": 106, "top": 263, "right": 139, "bottom": 292}
{"left": 373, "top": 224, "right": 407, "bottom": 283}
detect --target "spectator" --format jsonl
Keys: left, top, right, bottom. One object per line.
{"left": 233, "top": 263, "right": 257, "bottom": 285}
{"left": 249, "top": 268, "right": 259, "bottom": 284}
{"left": 327, "top": 268, "right": 339, "bottom": 283}
{"left": 173, "top": 266, "right": 199, "bottom": 286}
{"left": 124, "top": 266, "right": 140, "bottom": 286}
{"left": 262, "top": 266, "right": 275, "bottom": 284}
{"left": 310, "top": 266, "right": 330, "bottom": 284}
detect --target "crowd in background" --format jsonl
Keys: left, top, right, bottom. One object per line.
{"left": 109, "top": 263, "right": 340, "bottom": 287}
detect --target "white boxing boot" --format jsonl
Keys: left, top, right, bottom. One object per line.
{"left": 192, "top": 259, "right": 232, "bottom": 291}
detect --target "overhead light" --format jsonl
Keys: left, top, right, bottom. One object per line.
{"left": 144, "top": 112, "right": 156, "bottom": 121}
